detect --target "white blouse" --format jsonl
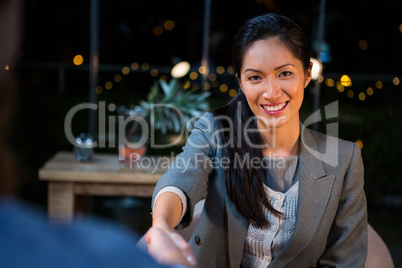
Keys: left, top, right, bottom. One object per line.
{"left": 241, "top": 182, "right": 299, "bottom": 267}
{"left": 241, "top": 155, "right": 300, "bottom": 268}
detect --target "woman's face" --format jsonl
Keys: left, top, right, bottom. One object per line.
{"left": 239, "top": 38, "right": 312, "bottom": 130}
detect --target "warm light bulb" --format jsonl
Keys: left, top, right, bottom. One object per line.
{"left": 310, "top": 58, "right": 322, "bottom": 80}
{"left": 73, "top": 55, "right": 84, "bottom": 66}
{"left": 171, "top": 61, "right": 191, "bottom": 78}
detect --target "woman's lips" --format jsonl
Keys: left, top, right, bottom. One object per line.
{"left": 261, "top": 101, "right": 288, "bottom": 115}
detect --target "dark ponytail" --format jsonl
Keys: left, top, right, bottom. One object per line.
{"left": 214, "top": 91, "right": 281, "bottom": 228}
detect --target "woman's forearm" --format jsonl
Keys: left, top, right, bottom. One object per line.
{"left": 152, "top": 192, "right": 183, "bottom": 232}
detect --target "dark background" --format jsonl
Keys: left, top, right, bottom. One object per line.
{"left": 8, "top": 0, "right": 402, "bottom": 264}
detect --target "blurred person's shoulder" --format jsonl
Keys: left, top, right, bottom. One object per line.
{"left": 0, "top": 198, "right": 167, "bottom": 268}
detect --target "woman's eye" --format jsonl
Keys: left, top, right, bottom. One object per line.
{"left": 279, "top": 71, "right": 292, "bottom": 77}
{"left": 248, "top": 75, "right": 260, "bottom": 81}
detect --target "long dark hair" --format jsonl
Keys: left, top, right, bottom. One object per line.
{"left": 214, "top": 13, "right": 311, "bottom": 228}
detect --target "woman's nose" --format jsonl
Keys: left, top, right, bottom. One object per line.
{"left": 262, "top": 79, "right": 282, "bottom": 100}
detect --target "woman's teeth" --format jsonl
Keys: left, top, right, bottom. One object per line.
{"left": 263, "top": 102, "right": 286, "bottom": 111}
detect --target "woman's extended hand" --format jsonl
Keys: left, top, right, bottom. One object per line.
{"left": 145, "top": 226, "right": 197, "bottom": 267}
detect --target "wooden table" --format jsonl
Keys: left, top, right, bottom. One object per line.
{"left": 39, "top": 151, "right": 171, "bottom": 223}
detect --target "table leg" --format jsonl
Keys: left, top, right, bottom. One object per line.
{"left": 48, "top": 182, "right": 74, "bottom": 223}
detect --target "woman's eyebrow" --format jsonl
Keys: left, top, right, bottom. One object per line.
{"left": 243, "top": 68, "right": 262, "bottom": 74}
{"left": 274, "top": 63, "right": 295, "bottom": 70}
{"left": 243, "top": 63, "right": 295, "bottom": 74}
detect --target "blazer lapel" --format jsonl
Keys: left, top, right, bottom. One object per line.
{"left": 270, "top": 125, "right": 335, "bottom": 267}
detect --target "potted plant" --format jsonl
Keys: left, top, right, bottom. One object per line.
{"left": 118, "top": 78, "right": 210, "bottom": 162}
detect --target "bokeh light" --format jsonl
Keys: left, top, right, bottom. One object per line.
{"left": 358, "top": 92, "right": 366, "bottom": 101}
{"left": 171, "top": 61, "right": 190, "bottom": 78}
{"left": 105, "top": 81, "right": 113, "bottom": 90}
{"left": 73, "top": 55, "right": 84, "bottom": 66}
{"left": 216, "top": 66, "right": 225, "bottom": 74}
{"left": 229, "top": 89, "right": 237, "bottom": 97}
{"left": 122, "top": 66, "right": 130, "bottom": 75}
{"left": 392, "top": 77, "right": 400, "bottom": 86}
{"left": 340, "top": 75, "right": 352, "bottom": 87}
{"left": 219, "top": 84, "right": 228, "bottom": 92}
{"left": 375, "top": 81, "right": 383, "bottom": 89}
{"left": 325, "top": 78, "right": 335, "bottom": 87}
{"left": 358, "top": 40, "right": 368, "bottom": 50}
{"left": 336, "top": 81, "right": 345, "bottom": 92}
{"left": 208, "top": 73, "right": 217, "bottom": 81}
{"left": 114, "top": 74, "right": 122, "bottom": 83}
{"left": 131, "top": 62, "right": 139, "bottom": 70}
{"left": 153, "top": 26, "right": 164, "bottom": 36}
{"left": 189, "top": 72, "right": 198, "bottom": 80}
{"left": 198, "top": 66, "right": 206, "bottom": 74}
{"left": 184, "top": 81, "right": 191, "bottom": 89}
{"left": 366, "top": 87, "right": 374, "bottom": 95}
{"left": 164, "top": 20, "right": 175, "bottom": 30}
{"left": 150, "top": 68, "right": 159, "bottom": 77}
{"left": 355, "top": 140, "right": 363, "bottom": 149}
{"left": 141, "top": 63, "right": 150, "bottom": 70}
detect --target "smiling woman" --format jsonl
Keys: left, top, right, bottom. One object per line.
{"left": 146, "top": 13, "right": 368, "bottom": 268}
{"left": 239, "top": 38, "right": 311, "bottom": 132}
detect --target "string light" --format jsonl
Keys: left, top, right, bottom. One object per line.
{"left": 164, "top": 20, "right": 175, "bottom": 31}
{"left": 336, "top": 81, "right": 345, "bottom": 92}
{"left": 150, "top": 68, "right": 159, "bottom": 77}
{"left": 131, "top": 62, "right": 139, "bottom": 70}
{"left": 198, "top": 66, "right": 206, "bottom": 74}
{"left": 216, "top": 66, "right": 225, "bottom": 74}
{"left": 219, "top": 84, "right": 228, "bottom": 92}
{"left": 208, "top": 73, "right": 217, "bottom": 81}
{"left": 105, "top": 81, "right": 113, "bottom": 90}
{"left": 375, "top": 81, "right": 383, "bottom": 89}
{"left": 189, "top": 72, "right": 198, "bottom": 80}
{"left": 141, "top": 63, "right": 150, "bottom": 70}
{"left": 229, "top": 89, "right": 237, "bottom": 97}
{"left": 358, "top": 40, "right": 368, "bottom": 51}
{"left": 114, "top": 74, "right": 122, "bottom": 83}
{"left": 122, "top": 66, "right": 130, "bottom": 75}
{"left": 355, "top": 140, "right": 363, "bottom": 149}
{"left": 153, "top": 26, "right": 164, "bottom": 36}
{"left": 95, "top": 62, "right": 238, "bottom": 98}
{"left": 340, "top": 75, "right": 352, "bottom": 87}
{"left": 95, "top": 86, "right": 103, "bottom": 94}
{"left": 184, "top": 81, "right": 191, "bottom": 89}
{"left": 73, "top": 55, "right": 84, "bottom": 66}
{"left": 325, "top": 78, "right": 335, "bottom": 87}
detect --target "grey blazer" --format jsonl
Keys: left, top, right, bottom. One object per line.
{"left": 153, "top": 112, "right": 367, "bottom": 268}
